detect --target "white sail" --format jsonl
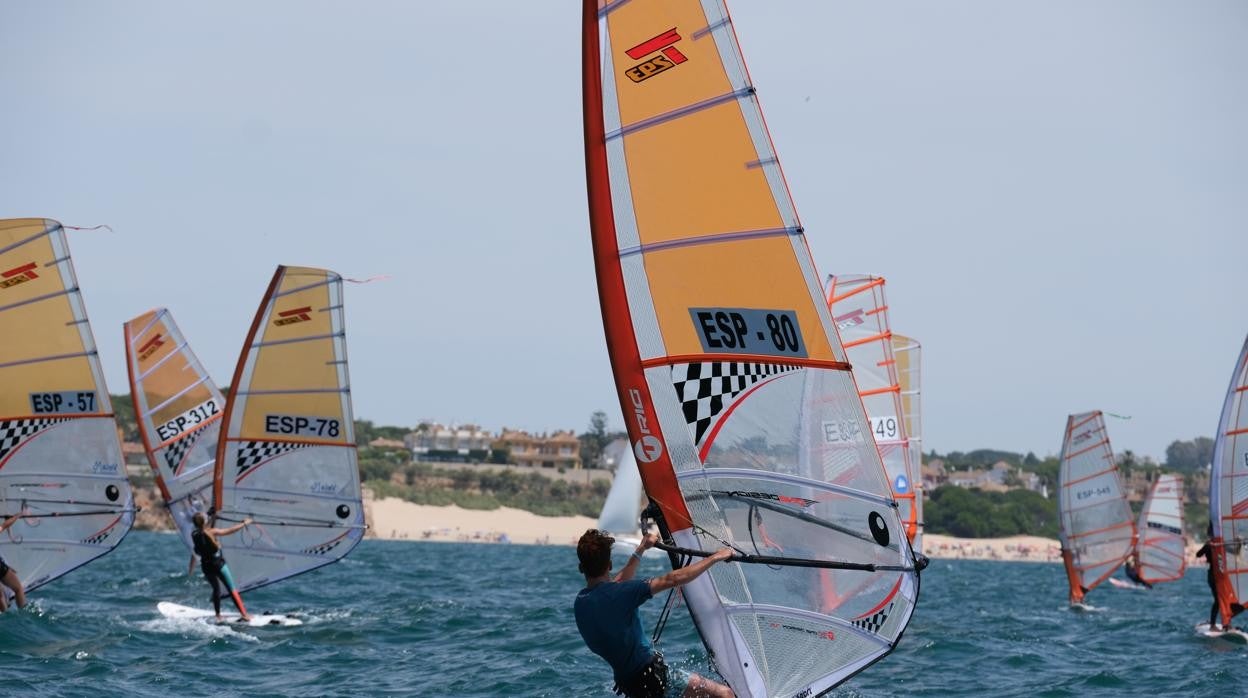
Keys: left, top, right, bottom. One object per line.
{"left": 892, "top": 333, "right": 923, "bottom": 554}
{"left": 0, "top": 218, "right": 135, "bottom": 593}
{"left": 1135, "top": 473, "right": 1185, "bottom": 584}
{"left": 1211, "top": 334, "right": 1248, "bottom": 613}
{"left": 1057, "top": 411, "right": 1133, "bottom": 600}
{"left": 214, "top": 266, "right": 365, "bottom": 591}
{"left": 598, "top": 447, "right": 645, "bottom": 535}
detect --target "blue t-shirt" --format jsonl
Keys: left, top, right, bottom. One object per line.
{"left": 574, "top": 579, "right": 654, "bottom": 682}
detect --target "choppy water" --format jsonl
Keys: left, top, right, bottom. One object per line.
{"left": 1, "top": 532, "right": 1244, "bottom": 697}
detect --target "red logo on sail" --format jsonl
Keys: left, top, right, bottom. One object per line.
{"left": 275, "top": 306, "right": 313, "bottom": 326}
{"left": 0, "top": 262, "right": 39, "bottom": 289}
{"left": 138, "top": 333, "right": 166, "bottom": 361}
{"left": 624, "top": 28, "right": 688, "bottom": 83}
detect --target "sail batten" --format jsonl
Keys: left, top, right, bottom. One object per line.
{"left": 584, "top": 3, "right": 919, "bottom": 695}
{"left": 213, "top": 265, "right": 364, "bottom": 592}
{"left": 0, "top": 218, "right": 134, "bottom": 594}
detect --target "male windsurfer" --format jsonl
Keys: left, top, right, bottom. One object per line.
{"left": 1123, "top": 552, "right": 1152, "bottom": 589}
{"left": 1195, "top": 522, "right": 1244, "bottom": 630}
{"left": 189, "top": 512, "right": 252, "bottom": 622}
{"left": 574, "top": 530, "right": 735, "bottom": 698}
{"left": 0, "top": 511, "right": 27, "bottom": 612}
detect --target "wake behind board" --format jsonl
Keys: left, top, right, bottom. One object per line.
{"left": 1069, "top": 602, "right": 1104, "bottom": 613}
{"left": 157, "top": 601, "right": 302, "bottom": 627}
{"left": 1196, "top": 623, "right": 1248, "bottom": 645}
{"left": 1108, "top": 577, "right": 1148, "bottom": 591}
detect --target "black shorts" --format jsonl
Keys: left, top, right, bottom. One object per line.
{"left": 614, "top": 653, "right": 669, "bottom": 698}
{"left": 0, "top": 555, "right": 9, "bottom": 579}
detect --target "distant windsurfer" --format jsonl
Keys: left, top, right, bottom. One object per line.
{"left": 0, "top": 511, "right": 27, "bottom": 612}
{"left": 1123, "top": 552, "right": 1152, "bottom": 589}
{"left": 574, "top": 530, "right": 734, "bottom": 698}
{"left": 189, "top": 512, "right": 251, "bottom": 622}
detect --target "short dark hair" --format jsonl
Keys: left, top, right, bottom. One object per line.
{"left": 578, "top": 529, "right": 615, "bottom": 577}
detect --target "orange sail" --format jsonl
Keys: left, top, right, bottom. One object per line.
{"left": 1211, "top": 334, "right": 1248, "bottom": 625}
{"left": 583, "top": 2, "right": 922, "bottom": 694}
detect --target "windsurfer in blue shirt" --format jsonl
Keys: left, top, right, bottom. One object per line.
{"left": 189, "top": 512, "right": 251, "bottom": 622}
{"left": 574, "top": 529, "right": 734, "bottom": 698}
{"left": 0, "top": 511, "right": 27, "bottom": 612}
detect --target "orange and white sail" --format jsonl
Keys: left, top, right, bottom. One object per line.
{"left": 1057, "top": 411, "right": 1133, "bottom": 603}
{"left": 826, "top": 275, "right": 919, "bottom": 548}
{"left": 0, "top": 218, "right": 134, "bottom": 593}
{"left": 1211, "top": 333, "right": 1248, "bottom": 624}
{"left": 892, "top": 333, "right": 923, "bottom": 554}
{"left": 583, "top": 2, "right": 922, "bottom": 694}
{"left": 213, "top": 266, "right": 364, "bottom": 591}
{"left": 1134, "top": 473, "right": 1185, "bottom": 584}
{"left": 124, "top": 309, "right": 222, "bottom": 551}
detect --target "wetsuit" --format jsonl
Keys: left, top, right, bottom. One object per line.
{"left": 191, "top": 528, "right": 247, "bottom": 617}
{"left": 1124, "top": 561, "right": 1152, "bottom": 589}
{"left": 1197, "top": 542, "right": 1220, "bottom": 626}
{"left": 575, "top": 579, "right": 670, "bottom": 698}
{"left": 0, "top": 554, "right": 10, "bottom": 579}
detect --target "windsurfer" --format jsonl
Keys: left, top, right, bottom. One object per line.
{"left": 1196, "top": 523, "right": 1244, "bottom": 630}
{"left": 574, "top": 530, "right": 734, "bottom": 698}
{"left": 1123, "top": 552, "right": 1152, "bottom": 589}
{"left": 189, "top": 512, "right": 251, "bottom": 622}
{"left": 0, "top": 511, "right": 27, "bottom": 611}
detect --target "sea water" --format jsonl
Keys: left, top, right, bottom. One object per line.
{"left": 1, "top": 532, "right": 1243, "bottom": 697}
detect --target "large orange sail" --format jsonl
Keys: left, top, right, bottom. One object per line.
{"left": 0, "top": 218, "right": 134, "bottom": 594}
{"left": 583, "top": 2, "right": 922, "bottom": 694}
{"left": 124, "top": 309, "right": 222, "bottom": 552}
{"left": 1211, "top": 334, "right": 1248, "bottom": 625}
{"left": 213, "top": 266, "right": 365, "bottom": 591}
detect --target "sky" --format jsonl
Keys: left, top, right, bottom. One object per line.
{"left": 1, "top": 1, "right": 1244, "bottom": 462}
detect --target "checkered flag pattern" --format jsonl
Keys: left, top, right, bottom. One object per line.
{"left": 236, "top": 440, "right": 311, "bottom": 475}
{"left": 162, "top": 426, "right": 204, "bottom": 473}
{"left": 0, "top": 418, "right": 71, "bottom": 464}
{"left": 851, "top": 602, "right": 894, "bottom": 635}
{"left": 302, "top": 535, "right": 345, "bottom": 556}
{"left": 670, "top": 362, "right": 800, "bottom": 445}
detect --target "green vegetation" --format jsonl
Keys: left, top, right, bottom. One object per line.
{"left": 925, "top": 486, "right": 1058, "bottom": 539}
{"left": 362, "top": 462, "right": 610, "bottom": 518}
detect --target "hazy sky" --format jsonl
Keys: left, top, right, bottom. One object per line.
{"left": 2, "top": 2, "right": 1244, "bottom": 461}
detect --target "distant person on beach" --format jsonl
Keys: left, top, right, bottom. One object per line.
{"left": 0, "top": 511, "right": 27, "bottom": 611}
{"left": 1123, "top": 552, "right": 1152, "bottom": 589}
{"left": 574, "top": 530, "right": 734, "bottom": 698}
{"left": 188, "top": 512, "right": 252, "bottom": 622}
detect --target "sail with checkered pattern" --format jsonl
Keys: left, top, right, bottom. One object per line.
{"left": 583, "top": 3, "right": 923, "bottom": 695}
{"left": 1057, "top": 411, "right": 1133, "bottom": 604}
{"left": 213, "top": 266, "right": 364, "bottom": 592}
{"left": 0, "top": 218, "right": 134, "bottom": 594}
{"left": 826, "top": 275, "right": 919, "bottom": 549}
{"left": 1211, "top": 334, "right": 1248, "bottom": 621}
{"left": 892, "top": 333, "right": 923, "bottom": 554}
{"left": 124, "top": 309, "right": 221, "bottom": 552}
{"left": 1134, "top": 473, "right": 1185, "bottom": 584}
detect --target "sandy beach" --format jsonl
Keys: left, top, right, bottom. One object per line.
{"left": 367, "top": 496, "right": 598, "bottom": 546}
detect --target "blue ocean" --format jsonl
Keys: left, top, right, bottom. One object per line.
{"left": 0, "top": 532, "right": 1243, "bottom": 697}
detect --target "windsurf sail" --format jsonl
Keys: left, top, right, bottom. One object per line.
{"left": 826, "top": 275, "right": 919, "bottom": 547}
{"left": 213, "top": 265, "right": 365, "bottom": 592}
{"left": 0, "top": 218, "right": 135, "bottom": 593}
{"left": 892, "top": 333, "right": 923, "bottom": 554}
{"left": 1134, "top": 473, "right": 1185, "bottom": 584}
{"left": 598, "top": 447, "right": 645, "bottom": 536}
{"left": 1056, "top": 411, "right": 1133, "bottom": 603}
{"left": 582, "top": 3, "right": 922, "bottom": 695}
{"left": 1211, "top": 333, "right": 1248, "bottom": 625}
{"left": 124, "top": 309, "right": 222, "bottom": 551}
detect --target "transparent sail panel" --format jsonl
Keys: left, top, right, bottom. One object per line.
{"left": 1057, "top": 411, "right": 1132, "bottom": 592}
{"left": 1212, "top": 335, "right": 1248, "bottom": 602}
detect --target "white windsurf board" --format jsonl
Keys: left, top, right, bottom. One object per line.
{"left": 157, "top": 601, "right": 303, "bottom": 627}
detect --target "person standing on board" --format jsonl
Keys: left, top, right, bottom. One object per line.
{"left": 1123, "top": 552, "right": 1152, "bottom": 589}
{"left": 189, "top": 512, "right": 252, "bottom": 622}
{"left": 1196, "top": 523, "right": 1243, "bottom": 630}
{"left": 0, "top": 511, "right": 27, "bottom": 612}
{"left": 574, "top": 530, "right": 735, "bottom": 698}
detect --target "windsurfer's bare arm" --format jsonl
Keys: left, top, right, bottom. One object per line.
{"left": 614, "top": 533, "right": 657, "bottom": 582}
{"left": 649, "top": 548, "right": 733, "bottom": 594}
{"left": 207, "top": 518, "right": 253, "bottom": 537}
{"left": 0, "top": 513, "right": 20, "bottom": 534}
